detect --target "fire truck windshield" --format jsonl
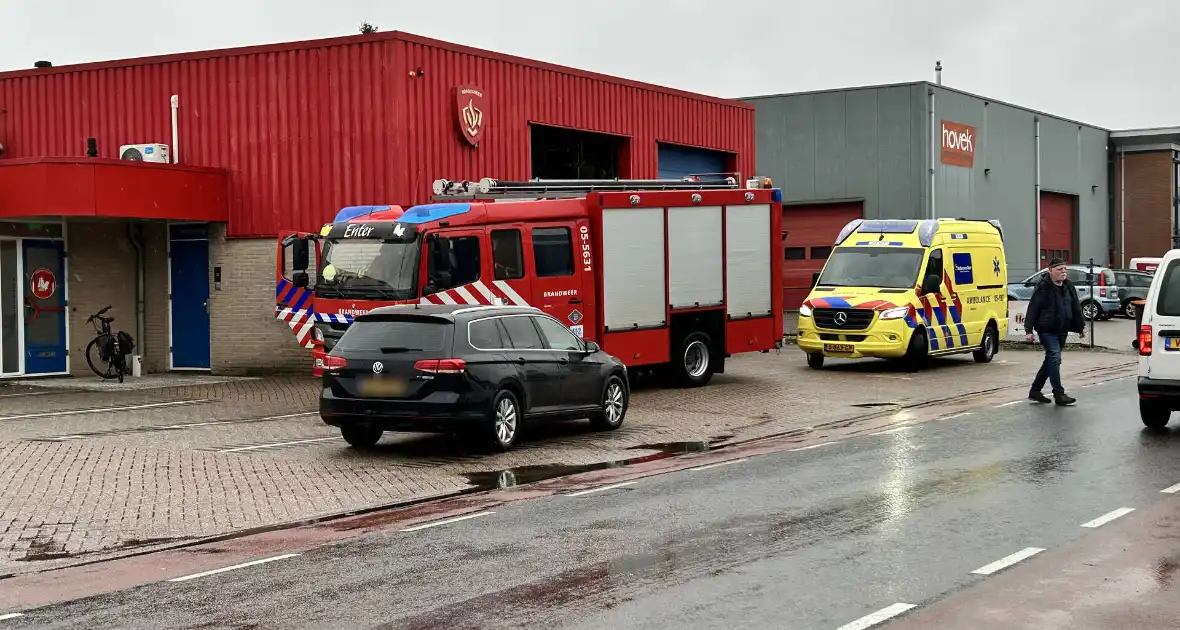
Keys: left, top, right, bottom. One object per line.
{"left": 316, "top": 238, "right": 420, "bottom": 300}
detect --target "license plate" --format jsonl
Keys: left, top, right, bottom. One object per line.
{"left": 824, "top": 344, "right": 855, "bottom": 354}
{"left": 1166, "top": 338, "right": 1180, "bottom": 351}
{"left": 358, "top": 376, "right": 408, "bottom": 397}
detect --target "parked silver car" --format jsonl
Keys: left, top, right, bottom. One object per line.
{"left": 1113, "top": 269, "right": 1153, "bottom": 319}
{"left": 1007, "top": 264, "right": 1120, "bottom": 321}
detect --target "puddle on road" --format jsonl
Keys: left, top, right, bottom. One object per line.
{"left": 462, "top": 434, "right": 737, "bottom": 491}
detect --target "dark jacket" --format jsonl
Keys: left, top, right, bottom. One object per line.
{"left": 1024, "top": 276, "right": 1085, "bottom": 335}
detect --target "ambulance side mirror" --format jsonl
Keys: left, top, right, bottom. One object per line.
{"left": 921, "top": 273, "right": 941, "bottom": 295}
{"left": 811, "top": 272, "right": 821, "bottom": 287}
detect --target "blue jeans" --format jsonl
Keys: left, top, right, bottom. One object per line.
{"left": 1031, "top": 333, "right": 1066, "bottom": 395}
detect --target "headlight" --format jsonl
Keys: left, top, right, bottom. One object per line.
{"left": 799, "top": 304, "right": 813, "bottom": 317}
{"left": 879, "top": 306, "right": 909, "bottom": 320}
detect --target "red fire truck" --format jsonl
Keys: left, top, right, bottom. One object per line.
{"left": 275, "top": 176, "right": 784, "bottom": 387}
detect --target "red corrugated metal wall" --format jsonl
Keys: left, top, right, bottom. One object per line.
{"left": 0, "top": 32, "right": 754, "bottom": 238}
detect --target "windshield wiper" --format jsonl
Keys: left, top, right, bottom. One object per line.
{"left": 380, "top": 346, "right": 422, "bottom": 353}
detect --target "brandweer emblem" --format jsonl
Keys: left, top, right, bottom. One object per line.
{"left": 454, "top": 85, "right": 486, "bottom": 148}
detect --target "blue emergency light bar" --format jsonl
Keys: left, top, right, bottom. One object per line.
{"left": 334, "top": 205, "right": 392, "bottom": 222}
{"left": 396, "top": 203, "right": 472, "bottom": 224}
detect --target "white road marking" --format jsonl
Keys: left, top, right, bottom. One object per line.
{"left": 688, "top": 458, "right": 749, "bottom": 472}
{"left": 400, "top": 511, "right": 495, "bottom": 532}
{"left": 168, "top": 553, "right": 301, "bottom": 582}
{"left": 0, "top": 391, "right": 50, "bottom": 398}
{"left": 939, "top": 412, "right": 972, "bottom": 421}
{"left": 43, "top": 435, "right": 86, "bottom": 441}
{"left": 565, "top": 481, "right": 637, "bottom": 497}
{"left": 0, "top": 399, "right": 210, "bottom": 420}
{"left": 791, "top": 441, "right": 840, "bottom": 451}
{"left": 834, "top": 603, "right": 917, "bottom": 630}
{"left": 0, "top": 613, "right": 24, "bottom": 621}
{"left": 995, "top": 400, "right": 1024, "bottom": 408}
{"left": 971, "top": 547, "right": 1045, "bottom": 575}
{"left": 216, "top": 436, "right": 339, "bottom": 453}
{"left": 1081, "top": 507, "right": 1135, "bottom": 528}
{"left": 1161, "top": 482, "right": 1180, "bottom": 494}
{"left": 162, "top": 412, "right": 317, "bottom": 430}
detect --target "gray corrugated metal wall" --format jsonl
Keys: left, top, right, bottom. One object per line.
{"left": 746, "top": 82, "right": 1109, "bottom": 282}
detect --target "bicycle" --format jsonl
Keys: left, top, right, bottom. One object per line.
{"left": 85, "top": 306, "right": 133, "bottom": 383}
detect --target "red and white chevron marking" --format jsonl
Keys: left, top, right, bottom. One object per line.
{"left": 418, "top": 280, "right": 531, "bottom": 307}
{"left": 275, "top": 306, "right": 316, "bottom": 348}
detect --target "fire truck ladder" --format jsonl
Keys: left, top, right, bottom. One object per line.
{"left": 431, "top": 175, "right": 742, "bottom": 200}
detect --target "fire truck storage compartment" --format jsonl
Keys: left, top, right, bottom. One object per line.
{"left": 601, "top": 206, "right": 667, "bottom": 331}
{"left": 668, "top": 205, "right": 723, "bottom": 309}
{"left": 725, "top": 204, "right": 773, "bottom": 319}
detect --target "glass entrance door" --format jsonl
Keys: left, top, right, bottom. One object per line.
{"left": 0, "top": 240, "right": 21, "bottom": 375}
{"left": 22, "top": 240, "right": 67, "bottom": 375}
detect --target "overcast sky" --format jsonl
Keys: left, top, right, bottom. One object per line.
{"left": 2, "top": 0, "right": 1174, "bottom": 130}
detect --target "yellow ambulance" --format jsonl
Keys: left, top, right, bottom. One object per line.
{"left": 796, "top": 218, "right": 1008, "bottom": 371}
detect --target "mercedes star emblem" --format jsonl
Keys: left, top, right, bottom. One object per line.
{"left": 372, "top": 362, "right": 384, "bottom": 374}
{"left": 834, "top": 312, "right": 848, "bottom": 326}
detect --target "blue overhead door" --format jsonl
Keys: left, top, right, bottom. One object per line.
{"left": 657, "top": 143, "right": 728, "bottom": 180}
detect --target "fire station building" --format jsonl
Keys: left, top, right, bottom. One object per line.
{"left": 744, "top": 82, "right": 1111, "bottom": 309}
{"left": 0, "top": 31, "right": 754, "bottom": 377}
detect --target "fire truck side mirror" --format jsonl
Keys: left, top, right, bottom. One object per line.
{"left": 291, "top": 238, "right": 310, "bottom": 272}
{"left": 292, "top": 271, "right": 310, "bottom": 289}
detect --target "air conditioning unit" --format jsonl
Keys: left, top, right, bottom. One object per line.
{"left": 119, "top": 143, "right": 170, "bottom": 163}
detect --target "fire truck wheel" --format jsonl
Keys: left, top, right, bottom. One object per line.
{"left": 589, "top": 375, "right": 628, "bottom": 430}
{"left": 674, "top": 332, "right": 715, "bottom": 387}
{"left": 340, "top": 426, "right": 383, "bottom": 449}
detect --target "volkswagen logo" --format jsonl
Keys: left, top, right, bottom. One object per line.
{"left": 372, "top": 362, "right": 384, "bottom": 374}
{"left": 833, "top": 312, "right": 848, "bottom": 326}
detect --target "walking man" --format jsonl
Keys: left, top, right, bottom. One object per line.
{"left": 1024, "top": 258, "right": 1086, "bottom": 405}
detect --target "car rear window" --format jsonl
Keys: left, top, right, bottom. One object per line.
{"left": 334, "top": 317, "right": 450, "bottom": 353}
{"left": 468, "top": 318, "right": 506, "bottom": 349}
{"left": 1156, "top": 262, "right": 1180, "bottom": 316}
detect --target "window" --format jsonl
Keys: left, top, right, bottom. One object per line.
{"left": 532, "top": 227, "right": 574, "bottom": 277}
{"left": 491, "top": 230, "right": 524, "bottom": 280}
{"left": 532, "top": 316, "right": 583, "bottom": 351}
{"left": 784, "top": 247, "right": 806, "bottom": 260}
{"left": 810, "top": 246, "right": 832, "bottom": 260}
{"left": 1066, "top": 269, "right": 1087, "bottom": 284}
{"left": 1040, "top": 249, "right": 1047, "bottom": 261}
{"left": 498, "top": 315, "right": 545, "bottom": 350}
{"left": 468, "top": 318, "right": 507, "bottom": 349}
{"left": 334, "top": 318, "right": 449, "bottom": 353}
{"left": 1157, "top": 261, "right": 1180, "bottom": 316}
{"left": 427, "top": 235, "right": 481, "bottom": 291}
{"left": 923, "top": 249, "right": 944, "bottom": 282}
{"left": 816, "top": 248, "right": 926, "bottom": 289}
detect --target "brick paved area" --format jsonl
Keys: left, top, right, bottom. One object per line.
{"left": 0, "top": 348, "right": 1135, "bottom": 576}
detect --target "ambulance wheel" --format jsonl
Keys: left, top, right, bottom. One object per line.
{"left": 902, "top": 329, "right": 929, "bottom": 372}
{"left": 974, "top": 323, "right": 998, "bottom": 363}
{"left": 673, "top": 332, "right": 715, "bottom": 387}
{"left": 806, "top": 352, "right": 825, "bottom": 369}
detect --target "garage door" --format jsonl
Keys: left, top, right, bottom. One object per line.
{"left": 1039, "top": 192, "right": 1077, "bottom": 268}
{"left": 782, "top": 202, "right": 864, "bottom": 310}
{"left": 658, "top": 143, "right": 728, "bottom": 179}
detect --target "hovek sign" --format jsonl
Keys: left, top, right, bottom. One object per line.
{"left": 940, "top": 120, "right": 976, "bottom": 168}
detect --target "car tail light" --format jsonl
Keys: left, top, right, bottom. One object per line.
{"left": 321, "top": 355, "right": 348, "bottom": 371}
{"left": 414, "top": 358, "right": 467, "bottom": 374}
{"left": 1100, "top": 287, "right": 1107, "bottom": 297}
{"left": 1140, "top": 325, "right": 1153, "bottom": 356}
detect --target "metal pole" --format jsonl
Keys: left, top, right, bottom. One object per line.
{"left": 1088, "top": 257, "right": 1095, "bottom": 349}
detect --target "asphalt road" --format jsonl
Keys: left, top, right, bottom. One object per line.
{"left": 7, "top": 373, "right": 1178, "bottom": 630}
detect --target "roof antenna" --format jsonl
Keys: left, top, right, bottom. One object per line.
{"left": 934, "top": 60, "right": 943, "bottom": 86}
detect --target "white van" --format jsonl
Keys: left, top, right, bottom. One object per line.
{"left": 1136, "top": 249, "right": 1180, "bottom": 427}
{"left": 1130, "top": 257, "right": 1162, "bottom": 273}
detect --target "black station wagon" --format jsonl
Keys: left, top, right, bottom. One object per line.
{"left": 318, "top": 304, "right": 629, "bottom": 450}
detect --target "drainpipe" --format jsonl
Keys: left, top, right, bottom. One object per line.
{"left": 1120, "top": 146, "right": 1126, "bottom": 267}
{"left": 170, "top": 95, "right": 180, "bottom": 164}
{"left": 928, "top": 85, "right": 937, "bottom": 219}
{"left": 1034, "top": 118, "right": 1042, "bottom": 268}
{"left": 127, "top": 223, "right": 146, "bottom": 376}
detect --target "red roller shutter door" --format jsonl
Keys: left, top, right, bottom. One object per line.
{"left": 1039, "top": 192, "right": 1077, "bottom": 268}
{"left": 782, "top": 202, "right": 864, "bottom": 309}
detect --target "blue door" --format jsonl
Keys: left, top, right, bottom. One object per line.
{"left": 23, "top": 240, "right": 67, "bottom": 374}
{"left": 657, "top": 143, "right": 728, "bottom": 180}
{"left": 170, "top": 238, "right": 211, "bottom": 369}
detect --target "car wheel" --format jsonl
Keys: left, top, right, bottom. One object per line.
{"left": 973, "top": 324, "right": 998, "bottom": 363}
{"left": 1081, "top": 300, "right": 1099, "bottom": 321}
{"left": 672, "top": 332, "right": 715, "bottom": 387}
{"left": 485, "top": 389, "right": 521, "bottom": 451}
{"left": 902, "top": 328, "right": 929, "bottom": 372}
{"left": 340, "top": 426, "right": 383, "bottom": 449}
{"left": 806, "top": 352, "right": 825, "bottom": 369}
{"left": 589, "top": 375, "right": 628, "bottom": 431}
{"left": 1140, "top": 399, "right": 1171, "bottom": 429}
{"left": 1123, "top": 300, "right": 1137, "bottom": 320}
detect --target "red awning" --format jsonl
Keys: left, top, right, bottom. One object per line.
{"left": 0, "top": 158, "right": 228, "bottom": 222}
